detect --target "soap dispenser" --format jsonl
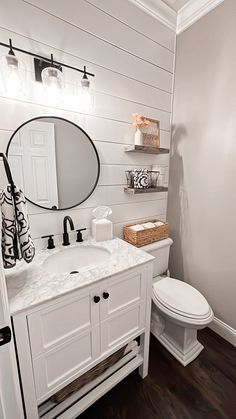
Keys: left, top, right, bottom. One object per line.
{"left": 91, "top": 206, "right": 113, "bottom": 241}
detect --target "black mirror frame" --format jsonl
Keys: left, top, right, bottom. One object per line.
{"left": 6, "top": 116, "right": 100, "bottom": 211}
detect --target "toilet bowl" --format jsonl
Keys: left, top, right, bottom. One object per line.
{"left": 142, "top": 239, "right": 214, "bottom": 366}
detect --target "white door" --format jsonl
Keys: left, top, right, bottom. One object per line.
{"left": 0, "top": 220, "right": 24, "bottom": 419}
{"left": 8, "top": 121, "right": 59, "bottom": 209}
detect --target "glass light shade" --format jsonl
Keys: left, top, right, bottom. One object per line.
{"left": 0, "top": 53, "right": 26, "bottom": 97}
{"left": 41, "top": 66, "right": 64, "bottom": 103}
{"left": 78, "top": 76, "right": 94, "bottom": 112}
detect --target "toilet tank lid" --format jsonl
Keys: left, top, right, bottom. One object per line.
{"left": 141, "top": 237, "right": 173, "bottom": 252}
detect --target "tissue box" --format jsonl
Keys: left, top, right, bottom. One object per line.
{"left": 123, "top": 219, "right": 168, "bottom": 247}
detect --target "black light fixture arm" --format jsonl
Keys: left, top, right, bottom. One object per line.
{"left": 8, "top": 38, "right": 15, "bottom": 56}
{"left": 0, "top": 39, "right": 95, "bottom": 77}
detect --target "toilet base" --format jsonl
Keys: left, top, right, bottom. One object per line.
{"left": 151, "top": 315, "right": 204, "bottom": 366}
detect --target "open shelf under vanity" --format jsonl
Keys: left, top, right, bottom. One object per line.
{"left": 38, "top": 349, "right": 142, "bottom": 418}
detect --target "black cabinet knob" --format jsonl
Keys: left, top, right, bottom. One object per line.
{"left": 93, "top": 296, "right": 100, "bottom": 303}
{"left": 103, "top": 292, "right": 109, "bottom": 300}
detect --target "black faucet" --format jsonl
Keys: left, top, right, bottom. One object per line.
{"left": 62, "top": 216, "right": 74, "bottom": 246}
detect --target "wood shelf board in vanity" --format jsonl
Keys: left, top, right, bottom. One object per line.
{"left": 124, "top": 187, "right": 168, "bottom": 194}
{"left": 124, "top": 145, "right": 169, "bottom": 154}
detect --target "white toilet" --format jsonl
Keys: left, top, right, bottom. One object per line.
{"left": 142, "top": 238, "right": 214, "bottom": 366}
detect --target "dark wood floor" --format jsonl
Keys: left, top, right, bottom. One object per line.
{"left": 79, "top": 329, "right": 236, "bottom": 419}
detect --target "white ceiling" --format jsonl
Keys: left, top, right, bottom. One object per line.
{"left": 162, "top": 0, "right": 190, "bottom": 11}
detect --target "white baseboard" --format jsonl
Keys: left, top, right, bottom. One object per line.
{"left": 209, "top": 317, "right": 236, "bottom": 347}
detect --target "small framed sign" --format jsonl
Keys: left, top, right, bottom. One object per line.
{"left": 133, "top": 114, "right": 160, "bottom": 148}
{"left": 140, "top": 117, "right": 160, "bottom": 148}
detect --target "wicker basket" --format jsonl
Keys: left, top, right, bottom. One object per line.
{"left": 123, "top": 219, "right": 168, "bottom": 247}
{"left": 50, "top": 345, "right": 127, "bottom": 403}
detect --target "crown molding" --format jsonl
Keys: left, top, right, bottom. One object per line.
{"left": 128, "top": 0, "right": 224, "bottom": 34}
{"left": 128, "top": 0, "right": 177, "bottom": 31}
{"left": 177, "top": 0, "right": 224, "bottom": 34}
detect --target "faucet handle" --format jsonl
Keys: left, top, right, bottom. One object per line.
{"left": 76, "top": 228, "right": 86, "bottom": 243}
{"left": 42, "top": 234, "right": 55, "bottom": 249}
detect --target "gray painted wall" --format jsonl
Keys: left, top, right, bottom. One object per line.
{"left": 168, "top": 0, "right": 236, "bottom": 329}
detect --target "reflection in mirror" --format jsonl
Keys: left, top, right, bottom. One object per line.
{"left": 7, "top": 117, "right": 100, "bottom": 210}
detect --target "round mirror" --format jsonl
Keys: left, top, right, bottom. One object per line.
{"left": 7, "top": 116, "right": 100, "bottom": 210}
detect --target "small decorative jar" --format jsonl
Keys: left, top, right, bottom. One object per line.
{"left": 149, "top": 171, "right": 160, "bottom": 188}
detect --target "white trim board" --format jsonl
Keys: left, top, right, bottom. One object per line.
{"left": 128, "top": 0, "right": 225, "bottom": 34}
{"left": 209, "top": 317, "right": 236, "bottom": 347}
{"left": 177, "top": 0, "right": 225, "bottom": 34}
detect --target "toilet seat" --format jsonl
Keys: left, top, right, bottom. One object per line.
{"left": 152, "top": 277, "right": 212, "bottom": 321}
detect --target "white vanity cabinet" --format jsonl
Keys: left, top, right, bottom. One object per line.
{"left": 11, "top": 263, "right": 152, "bottom": 419}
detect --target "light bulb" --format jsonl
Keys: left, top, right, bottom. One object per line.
{"left": 0, "top": 53, "right": 26, "bottom": 97}
{"left": 41, "top": 66, "right": 64, "bottom": 103}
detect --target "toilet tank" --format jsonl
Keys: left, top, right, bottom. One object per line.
{"left": 141, "top": 238, "right": 173, "bottom": 278}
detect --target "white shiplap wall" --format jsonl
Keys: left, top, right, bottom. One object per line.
{"left": 0, "top": 0, "right": 176, "bottom": 247}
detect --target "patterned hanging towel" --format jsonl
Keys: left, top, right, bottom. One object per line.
{"left": 0, "top": 154, "right": 35, "bottom": 269}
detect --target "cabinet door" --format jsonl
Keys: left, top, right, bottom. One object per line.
{"left": 100, "top": 269, "right": 147, "bottom": 353}
{"left": 27, "top": 287, "right": 100, "bottom": 401}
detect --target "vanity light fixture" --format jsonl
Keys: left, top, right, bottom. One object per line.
{"left": 0, "top": 39, "right": 26, "bottom": 97}
{"left": 0, "top": 39, "right": 95, "bottom": 104}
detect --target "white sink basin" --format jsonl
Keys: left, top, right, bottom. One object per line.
{"left": 43, "top": 245, "right": 111, "bottom": 275}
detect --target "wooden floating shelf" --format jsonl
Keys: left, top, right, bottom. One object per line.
{"left": 124, "top": 187, "right": 168, "bottom": 194}
{"left": 124, "top": 145, "right": 169, "bottom": 154}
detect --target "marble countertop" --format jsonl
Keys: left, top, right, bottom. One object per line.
{"left": 6, "top": 238, "right": 153, "bottom": 315}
